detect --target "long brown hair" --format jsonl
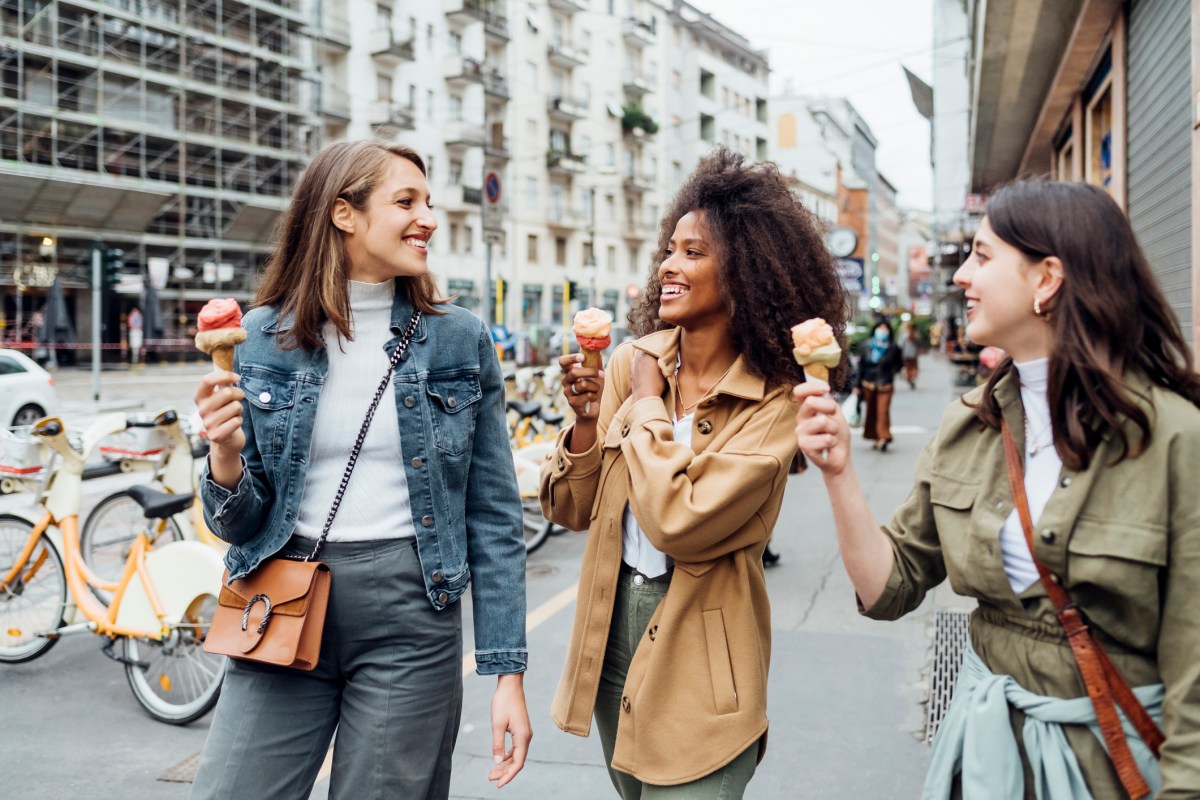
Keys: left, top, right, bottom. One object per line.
{"left": 627, "top": 147, "right": 848, "bottom": 389}
{"left": 972, "top": 180, "right": 1200, "bottom": 469}
{"left": 255, "top": 140, "right": 448, "bottom": 351}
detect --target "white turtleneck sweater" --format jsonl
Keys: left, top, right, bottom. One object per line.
{"left": 998, "top": 357, "right": 1057, "bottom": 593}
{"left": 293, "top": 280, "right": 416, "bottom": 542}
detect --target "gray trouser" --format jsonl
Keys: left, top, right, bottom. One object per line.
{"left": 594, "top": 565, "right": 759, "bottom": 799}
{"left": 191, "top": 537, "right": 463, "bottom": 800}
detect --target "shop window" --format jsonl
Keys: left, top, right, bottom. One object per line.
{"left": 1055, "top": 126, "right": 1076, "bottom": 181}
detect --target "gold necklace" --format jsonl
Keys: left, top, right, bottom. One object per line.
{"left": 677, "top": 359, "right": 736, "bottom": 414}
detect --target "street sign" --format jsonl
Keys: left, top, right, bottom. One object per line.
{"left": 485, "top": 172, "right": 501, "bottom": 203}
{"left": 482, "top": 171, "right": 504, "bottom": 234}
{"left": 835, "top": 258, "right": 863, "bottom": 280}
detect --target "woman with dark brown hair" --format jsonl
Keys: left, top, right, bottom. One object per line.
{"left": 542, "top": 147, "right": 846, "bottom": 798}
{"left": 794, "top": 180, "right": 1200, "bottom": 798}
{"left": 191, "top": 140, "right": 531, "bottom": 798}
{"left": 857, "top": 319, "right": 904, "bottom": 451}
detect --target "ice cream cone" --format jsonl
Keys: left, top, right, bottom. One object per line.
{"left": 580, "top": 349, "right": 603, "bottom": 370}
{"left": 802, "top": 364, "right": 829, "bottom": 384}
{"left": 211, "top": 346, "right": 235, "bottom": 372}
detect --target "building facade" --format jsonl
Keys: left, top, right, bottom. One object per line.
{"left": 1, "top": 0, "right": 321, "bottom": 353}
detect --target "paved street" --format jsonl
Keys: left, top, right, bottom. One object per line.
{"left": 3, "top": 354, "right": 969, "bottom": 798}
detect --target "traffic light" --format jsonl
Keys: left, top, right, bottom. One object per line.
{"left": 102, "top": 248, "right": 124, "bottom": 289}
{"left": 566, "top": 280, "right": 579, "bottom": 299}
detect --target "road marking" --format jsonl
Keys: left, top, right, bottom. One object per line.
{"left": 314, "top": 580, "right": 579, "bottom": 784}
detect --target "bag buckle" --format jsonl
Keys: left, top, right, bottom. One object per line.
{"left": 241, "top": 593, "right": 273, "bottom": 634}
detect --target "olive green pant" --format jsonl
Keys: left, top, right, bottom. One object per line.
{"left": 594, "top": 566, "right": 759, "bottom": 799}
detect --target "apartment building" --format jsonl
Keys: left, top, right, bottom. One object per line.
{"left": 0, "top": 0, "right": 320, "bottom": 350}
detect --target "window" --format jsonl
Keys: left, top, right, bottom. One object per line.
{"left": 426, "top": 89, "right": 434, "bottom": 120}
{"left": 606, "top": 245, "right": 617, "bottom": 272}
{"left": 376, "top": 74, "right": 392, "bottom": 102}
{"left": 700, "top": 70, "right": 714, "bottom": 100}
{"left": 449, "top": 222, "right": 460, "bottom": 253}
{"left": 700, "top": 114, "right": 715, "bottom": 142}
{"left": 555, "top": 237, "right": 567, "bottom": 266}
{"left": 449, "top": 94, "right": 463, "bottom": 120}
{"left": 527, "top": 234, "right": 539, "bottom": 263}
{"left": 448, "top": 279, "right": 477, "bottom": 312}
{"left": 450, "top": 31, "right": 462, "bottom": 53}
{"left": 407, "top": 84, "right": 416, "bottom": 108}
{"left": 583, "top": 241, "right": 594, "bottom": 267}
{"left": 1055, "top": 127, "right": 1076, "bottom": 181}
{"left": 551, "top": 284, "right": 565, "bottom": 321}
{"left": 522, "top": 284, "right": 543, "bottom": 325}
{"left": 579, "top": 134, "right": 592, "bottom": 161}
{"left": 525, "top": 61, "right": 538, "bottom": 91}
{"left": 580, "top": 187, "right": 593, "bottom": 221}
{"left": 449, "top": 159, "right": 463, "bottom": 185}
{"left": 605, "top": 144, "right": 615, "bottom": 168}
{"left": 0, "top": 357, "right": 25, "bottom": 375}
{"left": 377, "top": 3, "right": 393, "bottom": 30}
{"left": 525, "top": 177, "right": 538, "bottom": 208}
{"left": 672, "top": 161, "right": 682, "bottom": 183}
{"left": 628, "top": 246, "right": 640, "bottom": 274}
{"left": 426, "top": 23, "right": 434, "bottom": 51}
{"left": 604, "top": 194, "right": 615, "bottom": 223}
{"left": 1085, "top": 74, "right": 1113, "bottom": 192}
{"left": 463, "top": 225, "right": 473, "bottom": 254}
{"left": 580, "top": 81, "right": 592, "bottom": 106}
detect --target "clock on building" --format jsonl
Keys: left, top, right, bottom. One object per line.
{"left": 827, "top": 227, "right": 858, "bottom": 259}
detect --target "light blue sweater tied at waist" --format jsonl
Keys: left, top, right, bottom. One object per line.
{"left": 924, "top": 641, "right": 1164, "bottom": 800}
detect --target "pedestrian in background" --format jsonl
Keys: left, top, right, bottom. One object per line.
{"left": 126, "top": 306, "right": 143, "bottom": 364}
{"left": 191, "top": 140, "right": 531, "bottom": 799}
{"left": 900, "top": 320, "right": 920, "bottom": 389}
{"left": 542, "top": 147, "right": 846, "bottom": 799}
{"left": 793, "top": 180, "right": 1200, "bottom": 798}
{"left": 857, "top": 320, "right": 903, "bottom": 451}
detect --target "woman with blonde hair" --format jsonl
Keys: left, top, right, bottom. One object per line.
{"left": 191, "top": 140, "right": 531, "bottom": 798}
{"left": 794, "top": 180, "right": 1200, "bottom": 798}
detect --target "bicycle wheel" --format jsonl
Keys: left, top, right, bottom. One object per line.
{"left": 0, "top": 515, "right": 66, "bottom": 663}
{"left": 82, "top": 490, "right": 184, "bottom": 604}
{"left": 522, "top": 498, "right": 553, "bottom": 555}
{"left": 124, "top": 591, "right": 223, "bottom": 725}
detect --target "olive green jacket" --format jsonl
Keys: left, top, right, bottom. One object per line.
{"left": 868, "top": 370, "right": 1200, "bottom": 798}
{"left": 541, "top": 329, "right": 798, "bottom": 785}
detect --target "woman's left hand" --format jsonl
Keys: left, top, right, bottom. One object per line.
{"left": 488, "top": 673, "right": 532, "bottom": 788}
{"left": 630, "top": 350, "right": 666, "bottom": 402}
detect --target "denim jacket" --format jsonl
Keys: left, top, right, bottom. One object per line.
{"left": 199, "top": 289, "right": 527, "bottom": 675}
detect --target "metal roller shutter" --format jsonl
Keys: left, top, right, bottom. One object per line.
{"left": 1127, "top": 0, "right": 1192, "bottom": 342}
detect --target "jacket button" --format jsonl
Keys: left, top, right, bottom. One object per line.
{"left": 697, "top": 419, "right": 713, "bottom": 435}
{"left": 411, "top": 457, "right": 423, "bottom": 469}
{"left": 557, "top": 456, "right": 565, "bottom": 470}
{"left": 258, "top": 391, "right": 272, "bottom": 403}
{"left": 1041, "top": 530, "right": 1056, "bottom": 544}
{"left": 648, "top": 625, "right": 657, "bottom": 641}
{"left": 421, "top": 515, "right": 434, "bottom": 527}
{"left": 448, "top": 397, "right": 458, "bottom": 408}
{"left": 437, "top": 591, "right": 449, "bottom": 604}
{"left": 432, "top": 569, "right": 444, "bottom": 582}
{"left": 702, "top": 398, "right": 717, "bottom": 407}
{"left": 1060, "top": 476, "right": 1071, "bottom": 488}
{"left": 404, "top": 396, "right": 416, "bottom": 408}
{"left": 621, "top": 424, "right": 631, "bottom": 437}
{"left": 621, "top": 695, "right": 631, "bottom": 713}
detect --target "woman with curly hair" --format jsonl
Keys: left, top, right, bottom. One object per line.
{"left": 541, "top": 147, "right": 846, "bottom": 797}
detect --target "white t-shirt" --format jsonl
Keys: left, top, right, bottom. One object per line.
{"left": 621, "top": 412, "right": 693, "bottom": 578}
{"left": 998, "top": 358, "right": 1058, "bottom": 593}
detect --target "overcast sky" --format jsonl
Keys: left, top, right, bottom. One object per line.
{"left": 695, "top": 0, "right": 935, "bottom": 211}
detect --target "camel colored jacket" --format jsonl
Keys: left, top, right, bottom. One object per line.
{"left": 540, "top": 328, "right": 799, "bottom": 785}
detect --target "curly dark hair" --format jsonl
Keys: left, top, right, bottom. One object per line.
{"left": 627, "top": 147, "right": 848, "bottom": 389}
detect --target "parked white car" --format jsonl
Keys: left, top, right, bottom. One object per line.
{"left": 0, "top": 349, "right": 57, "bottom": 428}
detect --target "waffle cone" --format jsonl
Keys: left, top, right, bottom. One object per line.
{"left": 803, "top": 364, "right": 829, "bottom": 384}
{"left": 580, "top": 349, "right": 603, "bottom": 370}
{"left": 211, "top": 347, "right": 235, "bottom": 372}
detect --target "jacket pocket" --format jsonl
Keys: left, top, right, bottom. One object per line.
{"left": 1065, "top": 517, "right": 1166, "bottom": 645}
{"left": 702, "top": 609, "right": 738, "bottom": 715}
{"left": 240, "top": 369, "right": 297, "bottom": 458}
{"left": 929, "top": 474, "right": 978, "bottom": 510}
{"left": 426, "top": 373, "right": 482, "bottom": 456}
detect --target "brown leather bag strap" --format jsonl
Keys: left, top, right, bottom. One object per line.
{"left": 1001, "top": 419, "right": 1163, "bottom": 799}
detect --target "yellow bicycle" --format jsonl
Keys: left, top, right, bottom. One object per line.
{"left": 0, "top": 415, "right": 225, "bottom": 724}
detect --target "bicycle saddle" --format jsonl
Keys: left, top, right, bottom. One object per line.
{"left": 540, "top": 409, "right": 565, "bottom": 426}
{"left": 507, "top": 400, "right": 543, "bottom": 419}
{"left": 127, "top": 484, "right": 195, "bottom": 520}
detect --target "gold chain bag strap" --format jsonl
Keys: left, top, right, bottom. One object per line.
{"left": 204, "top": 310, "right": 423, "bottom": 670}
{"left": 1000, "top": 418, "right": 1164, "bottom": 799}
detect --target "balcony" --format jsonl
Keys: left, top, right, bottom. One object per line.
{"left": 548, "top": 206, "right": 587, "bottom": 229}
{"left": 369, "top": 27, "right": 416, "bottom": 62}
{"left": 547, "top": 40, "right": 588, "bottom": 68}
{"left": 622, "top": 70, "right": 654, "bottom": 98}
{"left": 547, "top": 149, "right": 588, "bottom": 175}
{"left": 547, "top": 95, "right": 588, "bottom": 121}
{"left": 309, "top": 14, "right": 351, "bottom": 50}
{"left": 443, "top": 119, "right": 488, "bottom": 149}
{"left": 484, "top": 69, "right": 510, "bottom": 101}
{"left": 439, "top": 184, "right": 485, "bottom": 213}
{"left": 485, "top": 136, "right": 512, "bottom": 161}
{"left": 623, "top": 125, "right": 657, "bottom": 145}
{"left": 548, "top": 0, "right": 588, "bottom": 12}
{"left": 446, "top": 0, "right": 494, "bottom": 25}
{"left": 368, "top": 101, "right": 416, "bottom": 130}
{"left": 623, "top": 17, "right": 656, "bottom": 47}
{"left": 444, "top": 55, "right": 485, "bottom": 85}
{"left": 622, "top": 171, "right": 655, "bottom": 194}
{"left": 483, "top": 10, "right": 510, "bottom": 42}
{"left": 320, "top": 85, "right": 351, "bottom": 122}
